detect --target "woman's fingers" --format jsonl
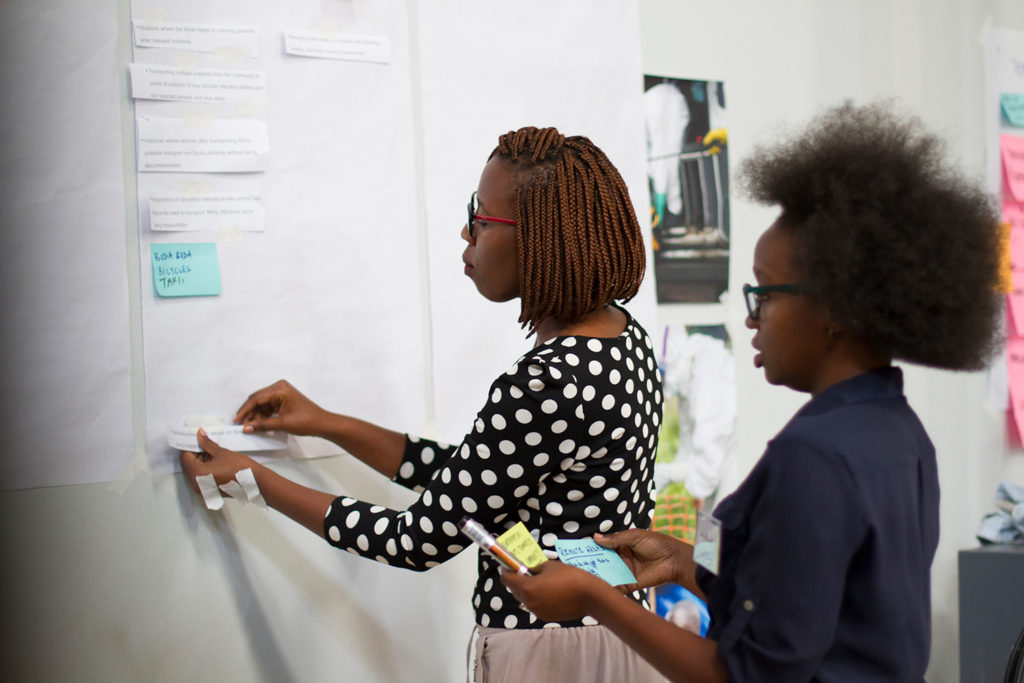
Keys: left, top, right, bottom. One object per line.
{"left": 234, "top": 380, "right": 291, "bottom": 423}
{"left": 196, "top": 427, "right": 219, "bottom": 453}
{"left": 179, "top": 449, "right": 211, "bottom": 493}
{"left": 593, "top": 529, "right": 640, "bottom": 550}
{"left": 242, "top": 413, "right": 285, "bottom": 433}
{"left": 235, "top": 390, "right": 277, "bottom": 424}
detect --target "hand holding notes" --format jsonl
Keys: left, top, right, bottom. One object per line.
{"left": 501, "top": 560, "right": 614, "bottom": 623}
{"left": 592, "top": 528, "right": 694, "bottom": 592}
{"left": 180, "top": 428, "right": 260, "bottom": 495}
{"left": 460, "top": 518, "right": 536, "bottom": 575}
{"left": 167, "top": 415, "right": 288, "bottom": 452}
{"left": 467, "top": 519, "right": 639, "bottom": 586}
{"left": 502, "top": 527, "right": 699, "bottom": 624}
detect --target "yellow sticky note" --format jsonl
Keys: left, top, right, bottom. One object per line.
{"left": 999, "top": 220, "right": 1013, "bottom": 294}
{"left": 497, "top": 522, "right": 548, "bottom": 570}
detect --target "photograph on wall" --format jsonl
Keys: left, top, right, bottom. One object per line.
{"left": 643, "top": 75, "right": 729, "bottom": 303}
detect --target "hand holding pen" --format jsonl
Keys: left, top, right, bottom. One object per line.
{"left": 459, "top": 517, "right": 532, "bottom": 575}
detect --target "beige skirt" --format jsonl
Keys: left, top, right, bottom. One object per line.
{"left": 470, "top": 624, "right": 668, "bottom": 683}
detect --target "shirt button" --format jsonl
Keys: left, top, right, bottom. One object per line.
{"left": 743, "top": 599, "right": 755, "bottom": 612}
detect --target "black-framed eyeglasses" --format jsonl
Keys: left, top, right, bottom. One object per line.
{"left": 467, "top": 191, "right": 516, "bottom": 239}
{"left": 743, "top": 283, "right": 804, "bottom": 320}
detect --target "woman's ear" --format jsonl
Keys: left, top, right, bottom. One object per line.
{"left": 824, "top": 310, "right": 846, "bottom": 343}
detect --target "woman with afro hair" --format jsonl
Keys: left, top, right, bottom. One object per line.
{"left": 504, "top": 101, "right": 1003, "bottom": 682}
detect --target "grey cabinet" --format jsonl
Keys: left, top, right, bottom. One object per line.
{"left": 958, "top": 545, "right": 1024, "bottom": 682}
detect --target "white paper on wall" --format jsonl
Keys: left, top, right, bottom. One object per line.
{"left": 0, "top": 1, "right": 134, "bottom": 490}
{"left": 136, "top": 116, "right": 270, "bottom": 173}
{"left": 282, "top": 29, "right": 391, "bottom": 63}
{"left": 131, "top": 0, "right": 426, "bottom": 474}
{"left": 129, "top": 63, "right": 267, "bottom": 104}
{"left": 148, "top": 191, "right": 266, "bottom": 232}
{"left": 132, "top": 19, "right": 259, "bottom": 57}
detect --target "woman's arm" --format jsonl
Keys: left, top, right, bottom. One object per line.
{"left": 306, "top": 412, "right": 407, "bottom": 479}
{"left": 234, "top": 379, "right": 406, "bottom": 478}
{"left": 184, "top": 360, "right": 577, "bottom": 573}
{"left": 502, "top": 562, "right": 726, "bottom": 683}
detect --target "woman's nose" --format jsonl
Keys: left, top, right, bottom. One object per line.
{"left": 460, "top": 223, "right": 472, "bottom": 243}
{"left": 744, "top": 314, "right": 757, "bottom": 329}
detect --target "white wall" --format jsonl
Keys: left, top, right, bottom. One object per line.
{"left": 0, "top": 456, "right": 476, "bottom": 682}
{"left": 2, "top": 1, "right": 1024, "bottom": 681}
{"left": 641, "top": 1, "right": 1024, "bottom": 680}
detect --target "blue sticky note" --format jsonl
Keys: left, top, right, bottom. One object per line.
{"left": 555, "top": 538, "right": 637, "bottom": 586}
{"left": 151, "top": 243, "right": 221, "bottom": 297}
{"left": 1003, "top": 93, "right": 1024, "bottom": 127}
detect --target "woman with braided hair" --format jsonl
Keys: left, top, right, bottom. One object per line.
{"left": 181, "top": 126, "right": 668, "bottom": 681}
{"left": 503, "top": 101, "right": 1004, "bottom": 681}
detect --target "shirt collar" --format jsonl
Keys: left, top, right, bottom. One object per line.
{"left": 795, "top": 366, "right": 904, "bottom": 418}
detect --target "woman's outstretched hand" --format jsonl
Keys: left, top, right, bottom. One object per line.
{"left": 180, "top": 428, "right": 258, "bottom": 493}
{"left": 234, "top": 379, "right": 328, "bottom": 436}
{"left": 595, "top": 529, "right": 695, "bottom": 593}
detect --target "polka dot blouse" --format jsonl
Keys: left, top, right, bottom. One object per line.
{"left": 324, "top": 307, "right": 664, "bottom": 630}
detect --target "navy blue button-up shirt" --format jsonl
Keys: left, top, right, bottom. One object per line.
{"left": 698, "top": 367, "right": 938, "bottom": 681}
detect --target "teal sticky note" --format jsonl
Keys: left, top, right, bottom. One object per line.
{"left": 555, "top": 538, "right": 637, "bottom": 586}
{"left": 151, "top": 242, "right": 221, "bottom": 297}
{"left": 1002, "top": 93, "right": 1024, "bottom": 127}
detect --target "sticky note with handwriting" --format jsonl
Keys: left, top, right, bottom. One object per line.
{"left": 497, "top": 522, "right": 548, "bottom": 570}
{"left": 151, "top": 242, "right": 221, "bottom": 297}
{"left": 1010, "top": 269, "right": 1024, "bottom": 336}
{"left": 1007, "top": 338, "right": 1024, "bottom": 439}
{"left": 1006, "top": 201, "right": 1024, "bottom": 234}
{"left": 1003, "top": 93, "right": 1024, "bottom": 128}
{"left": 555, "top": 538, "right": 636, "bottom": 586}
{"left": 1001, "top": 134, "right": 1024, "bottom": 202}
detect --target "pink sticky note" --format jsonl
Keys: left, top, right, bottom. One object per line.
{"left": 1006, "top": 201, "right": 1024, "bottom": 234}
{"left": 1001, "top": 135, "right": 1024, "bottom": 202}
{"left": 1010, "top": 274, "right": 1024, "bottom": 335}
{"left": 1006, "top": 338, "right": 1024, "bottom": 437}
{"left": 1010, "top": 229, "right": 1024, "bottom": 265}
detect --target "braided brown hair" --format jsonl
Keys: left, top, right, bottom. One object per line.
{"left": 491, "top": 126, "right": 646, "bottom": 332}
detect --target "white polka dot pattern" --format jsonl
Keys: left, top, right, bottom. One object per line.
{"left": 323, "top": 309, "right": 662, "bottom": 630}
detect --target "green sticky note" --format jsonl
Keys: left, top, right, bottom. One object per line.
{"left": 555, "top": 538, "right": 637, "bottom": 586}
{"left": 1002, "top": 93, "right": 1024, "bottom": 127}
{"left": 151, "top": 242, "right": 221, "bottom": 297}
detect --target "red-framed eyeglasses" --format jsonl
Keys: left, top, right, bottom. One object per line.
{"left": 467, "top": 191, "right": 516, "bottom": 238}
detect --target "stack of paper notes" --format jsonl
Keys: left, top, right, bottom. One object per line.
{"left": 496, "top": 522, "right": 637, "bottom": 586}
